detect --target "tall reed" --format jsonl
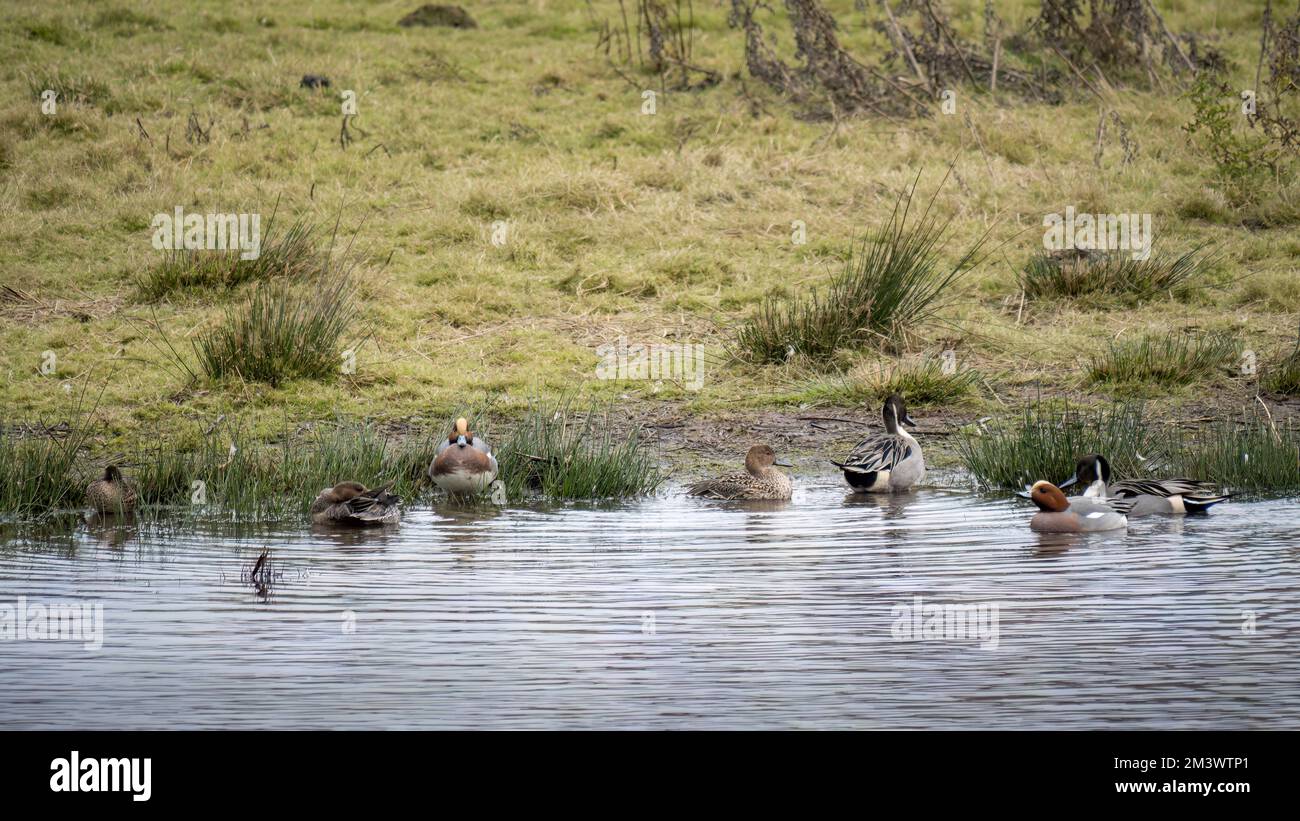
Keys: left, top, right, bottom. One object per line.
{"left": 734, "top": 173, "right": 988, "bottom": 364}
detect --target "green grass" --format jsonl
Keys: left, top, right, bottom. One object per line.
{"left": 778, "top": 354, "right": 982, "bottom": 407}
{"left": 1174, "top": 417, "right": 1300, "bottom": 493}
{"left": 1263, "top": 330, "right": 1300, "bottom": 397}
{"left": 733, "top": 174, "right": 989, "bottom": 364}
{"left": 0, "top": 427, "right": 92, "bottom": 518}
{"left": 954, "top": 401, "right": 1171, "bottom": 491}
{"left": 135, "top": 210, "right": 323, "bottom": 301}
{"left": 192, "top": 272, "right": 364, "bottom": 386}
{"left": 0, "top": 401, "right": 667, "bottom": 522}
{"left": 130, "top": 420, "right": 440, "bottom": 519}
{"left": 22, "top": 69, "right": 111, "bottom": 107}
{"left": 957, "top": 401, "right": 1300, "bottom": 493}
{"left": 1, "top": 417, "right": 442, "bottom": 522}
{"left": 1019, "top": 246, "right": 1210, "bottom": 302}
{"left": 496, "top": 399, "right": 664, "bottom": 500}
{"left": 0, "top": 0, "right": 1297, "bottom": 467}
{"left": 1085, "top": 330, "right": 1241, "bottom": 395}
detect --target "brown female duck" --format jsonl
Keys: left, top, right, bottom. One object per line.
{"left": 85, "top": 465, "right": 138, "bottom": 513}
{"left": 687, "top": 444, "right": 793, "bottom": 501}
{"left": 310, "top": 482, "right": 401, "bottom": 525}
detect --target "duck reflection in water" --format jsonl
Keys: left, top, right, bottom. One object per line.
{"left": 84, "top": 510, "right": 138, "bottom": 548}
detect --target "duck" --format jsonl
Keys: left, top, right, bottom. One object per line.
{"left": 429, "top": 417, "right": 498, "bottom": 496}
{"left": 1027, "top": 480, "right": 1129, "bottom": 532}
{"left": 310, "top": 482, "right": 401, "bottom": 525}
{"left": 687, "top": 444, "right": 793, "bottom": 500}
{"left": 1058, "top": 454, "right": 1230, "bottom": 515}
{"left": 831, "top": 394, "right": 925, "bottom": 492}
{"left": 85, "top": 465, "right": 138, "bottom": 513}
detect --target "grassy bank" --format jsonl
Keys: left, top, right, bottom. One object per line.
{"left": 1, "top": 1, "right": 1298, "bottom": 490}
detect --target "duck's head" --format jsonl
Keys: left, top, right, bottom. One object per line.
{"left": 744, "top": 444, "right": 792, "bottom": 474}
{"left": 103, "top": 465, "right": 123, "bottom": 482}
{"left": 1028, "top": 480, "right": 1070, "bottom": 512}
{"left": 329, "top": 481, "right": 368, "bottom": 501}
{"left": 1058, "top": 454, "right": 1110, "bottom": 492}
{"left": 449, "top": 417, "right": 472, "bottom": 446}
{"left": 883, "top": 394, "right": 917, "bottom": 429}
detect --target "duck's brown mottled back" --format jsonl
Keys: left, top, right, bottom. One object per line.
{"left": 85, "top": 465, "right": 137, "bottom": 514}
{"left": 687, "top": 444, "right": 793, "bottom": 500}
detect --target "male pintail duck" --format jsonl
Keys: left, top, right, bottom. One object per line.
{"left": 86, "top": 465, "right": 137, "bottom": 513}
{"left": 310, "top": 482, "right": 401, "bottom": 525}
{"left": 687, "top": 444, "right": 793, "bottom": 500}
{"left": 1028, "top": 480, "right": 1129, "bottom": 532}
{"left": 430, "top": 417, "right": 498, "bottom": 496}
{"left": 1059, "top": 454, "right": 1230, "bottom": 515}
{"left": 832, "top": 394, "right": 925, "bottom": 492}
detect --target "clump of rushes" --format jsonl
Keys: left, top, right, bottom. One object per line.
{"left": 785, "top": 355, "right": 981, "bottom": 407}
{"left": 734, "top": 173, "right": 989, "bottom": 364}
{"left": 192, "top": 272, "right": 364, "bottom": 386}
{"left": 0, "top": 427, "right": 90, "bottom": 518}
{"left": 954, "top": 401, "right": 1170, "bottom": 490}
{"left": 496, "top": 400, "right": 664, "bottom": 500}
{"left": 132, "top": 421, "right": 442, "bottom": 521}
{"left": 136, "top": 210, "right": 321, "bottom": 301}
{"left": 1085, "top": 329, "right": 1241, "bottom": 395}
{"left": 1019, "top": 246, "right": 1210, "bottom": 302}
{"left": 0, "top": 418, "right": 442, "bottom": 522}
{"left": 1173, "top": 416, "right": 1300, "bottom": 493}
{"left": 1263, "top": 329, "right": 1300, "bottom": 397}
{"left": 957, "top": 402, "right": 1300, "bottom": 493}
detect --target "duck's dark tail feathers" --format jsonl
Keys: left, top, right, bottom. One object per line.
{"left": 1183, "top": 494, "right": 1231, "bottom": 513}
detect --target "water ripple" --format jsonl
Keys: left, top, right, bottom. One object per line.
{"left": 1, "top": 479, "right": 1297, "bottom": 729}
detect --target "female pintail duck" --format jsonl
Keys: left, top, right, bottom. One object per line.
{"left": 86, "top": 465, "right": 138, "bottom": 513}
{"left": 687, "top": 444, "right": 793, "bottom": 500}
{"left": 430, "top": 417, "right": 498, "bottom": 496}
{"left": 1028, "top": 480, "right": 1129, "bottom": 532}
{"left": 310, "top": 482, "right": 401, "bottom": 525}
{"left": 1059, "top": 454, "right": 1230, "bottom": 515}
{"left": 832, "top": 394, "right": 924, "bottom": 492}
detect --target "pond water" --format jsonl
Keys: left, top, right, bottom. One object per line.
{"left": 1, "top": 475, "right": 1298, "bottom": 729}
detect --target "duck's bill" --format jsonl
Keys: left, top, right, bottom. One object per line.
{"left": 1015, "top": 488, "right": 1033, "bottom": 499}
{"left": 774, "top": 459, "right": 793, "bottom": 468}
{"left": 1056, "top": 475, "right": 1078, "bottom": 490}
{"left": 902, "top": 414, "right": 918, "bottom": 427}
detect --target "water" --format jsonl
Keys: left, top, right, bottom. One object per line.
{"left": 2, "top": 475, "right": 1298, "bottom": 729}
